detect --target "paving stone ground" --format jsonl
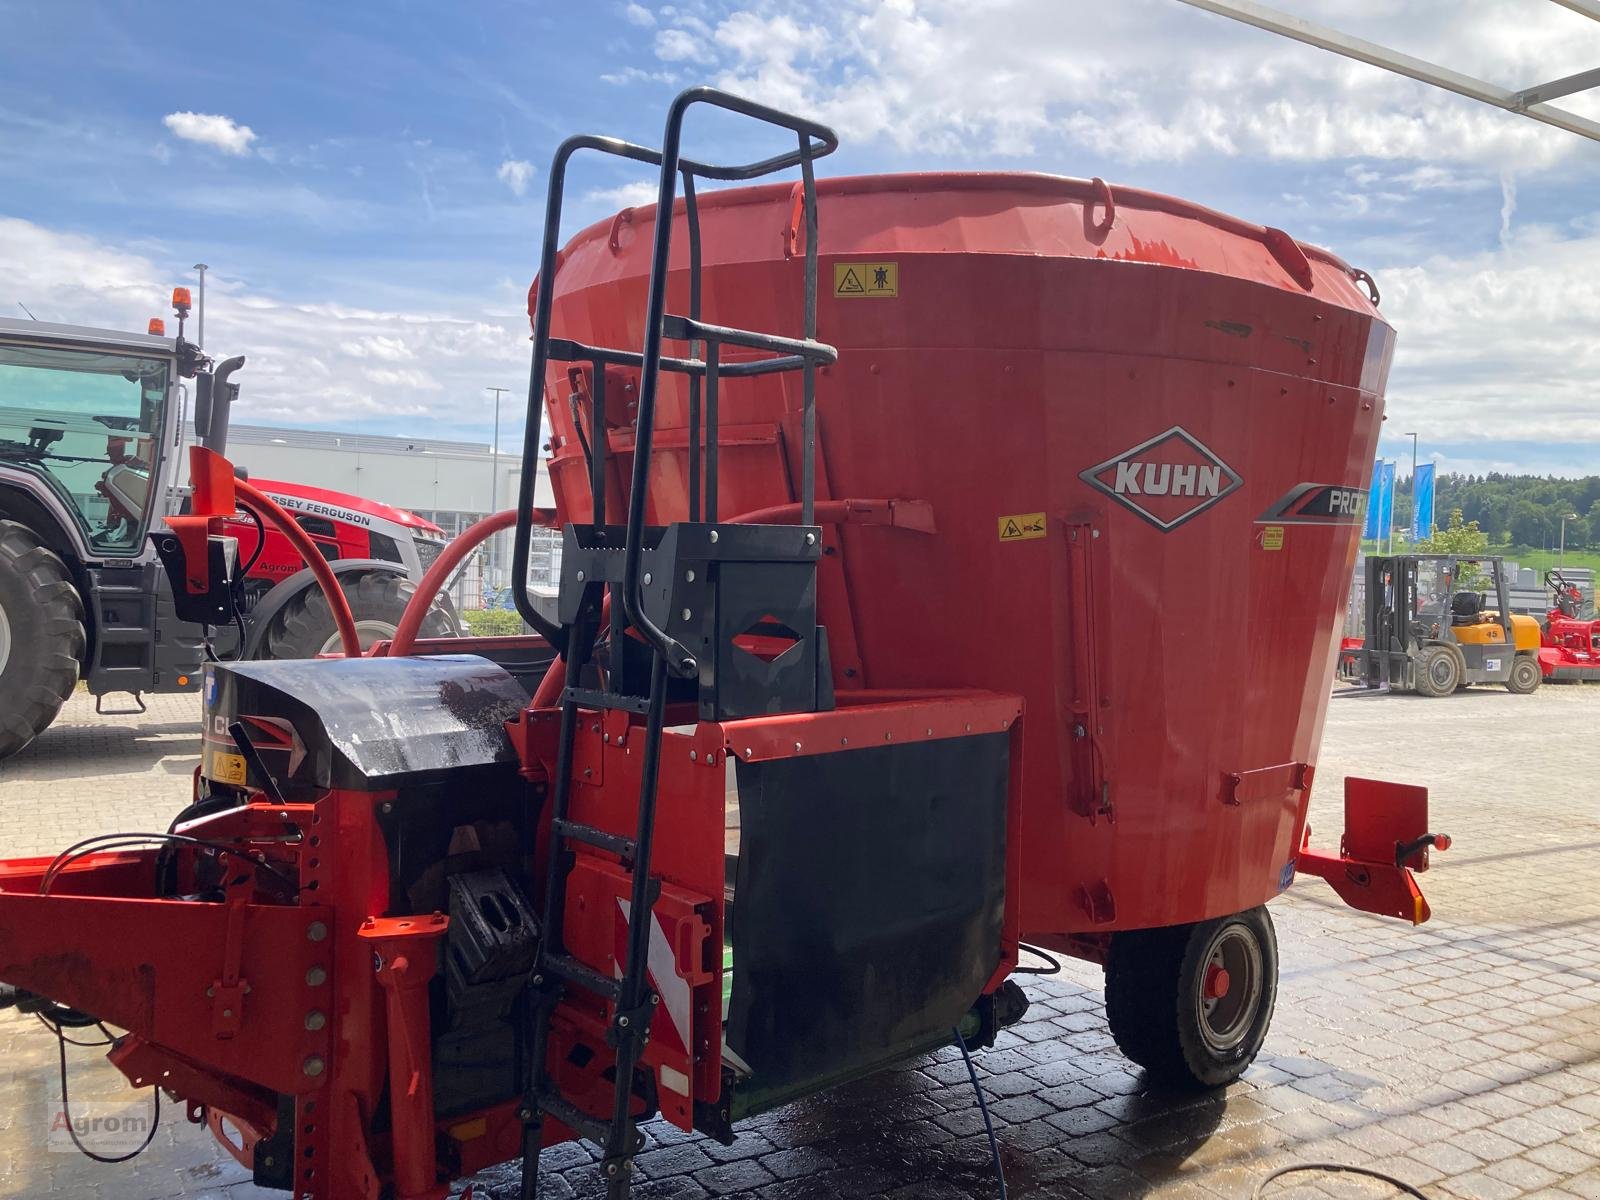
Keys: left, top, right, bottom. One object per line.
{"left": 1, "top": 683, "right": 1599, "bottom": 1198}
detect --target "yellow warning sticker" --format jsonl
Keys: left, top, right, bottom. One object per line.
{"left": 211, "top": 751, "right": 248, "bottom": 786}
{"left": 998, "top": 512, "right": 1047, "bottom": 542}
{"left": 833, "top": 262, "right": 898, "bottom": 299}
{"left": 1262, "top": 525, "right": 1285, "bottom": 551}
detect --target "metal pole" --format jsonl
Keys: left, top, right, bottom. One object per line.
{"left": 193, "top": 264, "right": 208, "bottom": 350}
{"left": 1405, "top": 432, "right": 1417, "bottom": 543}
{"left": 487, "top": 386, "right": 509, "bottom": 585}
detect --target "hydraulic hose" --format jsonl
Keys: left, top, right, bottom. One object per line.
{"left": 388, "top": 508, "right": 557, "bottom": 657}
{"left": 233, "top": 478, "right": 362, "bottom": 659}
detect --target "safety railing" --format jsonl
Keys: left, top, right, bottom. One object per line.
{"left": 511, "top": 86, "right": 838, "bottom": 675}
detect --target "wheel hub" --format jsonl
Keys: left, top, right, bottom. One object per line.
{"left": 1196, "top": 925, "right": 1263, "bottom": 1054}
{"left": 319, "top": 619, "right": 400, "bottom": 656}
{"left": 0, "top": 597, "right": 11, "bottom": 677}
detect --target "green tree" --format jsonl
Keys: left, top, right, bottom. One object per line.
{"left": 1509, "top": 500, "right": 1549, "bottom": 548}
{"left": 1416, "top": 508, "right": 1489, "bottom": 557}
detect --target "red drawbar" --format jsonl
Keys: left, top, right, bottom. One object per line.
{"left": 1296, "top": 776, "right": 1445, "bottom": 925}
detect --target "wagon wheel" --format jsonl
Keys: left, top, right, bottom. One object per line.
{"left": 1104, "top": 906, "right": 1279, "bottom": 1089}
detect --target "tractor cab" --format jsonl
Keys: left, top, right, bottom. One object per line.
{"left": 0, "top": 320, "right": 183, "bottom": 556}
{"left": 1361, "top": 553, "right": 1543, "bottom": 696}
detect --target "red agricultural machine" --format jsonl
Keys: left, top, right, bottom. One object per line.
{"left": 1539, "top": 568, "right": 1600, "bottom": 681}
{"left": 0, "top": 89, "right": 1447, "bottom": 1200}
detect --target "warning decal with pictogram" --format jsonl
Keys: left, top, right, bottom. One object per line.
{"left": 833, "top": 262, "right": 898, "bottom": 298}
{"left": 998, "top": 512, "right": 1047, "bottom": 541}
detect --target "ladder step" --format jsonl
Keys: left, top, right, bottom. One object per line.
{"left": 564, "top": 686, "right": 651, "bottom": 714}
{"left": 538, "top": 1093, "right": 612, "bottom": 1147}
{"left": 544, "top": 953, "right": 624, "bottom": 1003}
{"left": 552, "top": 818, "right": 637, "bottom": 862}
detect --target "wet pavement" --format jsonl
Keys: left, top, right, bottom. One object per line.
{"left": 2, "top": 685, "right": 1600, "bottom": 1198}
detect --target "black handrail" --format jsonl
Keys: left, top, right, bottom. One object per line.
{"left": 621, "top": 88, "right": 837, "bottom": 676}
{"left": 511, "top": 86, "right": 838, "bottom": 671}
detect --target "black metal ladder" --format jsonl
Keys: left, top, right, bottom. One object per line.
{"left": 519, "top": 633, "right": 667, "bottom": 1198}
{"left": 514, "top": 88, "right": 838, "bottom": 1200}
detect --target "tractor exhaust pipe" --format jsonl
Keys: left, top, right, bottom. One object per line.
{"left": 200, "top": 355, "right": 245, "bottom": 455}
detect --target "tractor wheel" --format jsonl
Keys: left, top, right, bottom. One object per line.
{"left": 1105, "top": 905, "right": 1278, "bottom": 1090}
{"left": 1413, "top": 646, "right": 1461, "bottom": 698}
{"left": 260, "top": 571, "right": 455, "bottom": 659}
{"left": 0, "top": 521, "right": 85, "bottom": 759}
{"left": 1505, "top": 655, "right": 1541, "bottom": 695}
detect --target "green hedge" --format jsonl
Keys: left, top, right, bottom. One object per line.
{"left": 461, "top": 609, "right": 530, "bottom": 638}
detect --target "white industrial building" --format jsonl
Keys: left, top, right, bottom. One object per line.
{"left": 216, "top": 423, "right": 559, "bottom": 607}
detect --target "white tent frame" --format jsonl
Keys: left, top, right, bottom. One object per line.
{"left": 1176, "top": 0, "right": 1600, "bottom": 143}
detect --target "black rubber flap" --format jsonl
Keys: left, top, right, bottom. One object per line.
{"left": 727, "top": 733, "right": 1008, "bottom": 1109}
{"left": 210, "top": 655, "right": 527, "bottom": 791}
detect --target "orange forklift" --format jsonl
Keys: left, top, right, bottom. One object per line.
{"left": 1359, "top": 554, "right": 1543, "bottom": 696}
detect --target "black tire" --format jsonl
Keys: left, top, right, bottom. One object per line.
{"left": 260, "top": 571, "right": 455, "bottom": 659}
{"left": 1105, "top": 905, "right": 1279, "bottom": 1089}
{"left": 0, "top": 520, "right": 85, "bottom": 759}
{"left": 1413, "top": 645, "right": 1461, "bottom": 698}
{"left": 1505, "top": 654, "right": 1541, "bottom": 694}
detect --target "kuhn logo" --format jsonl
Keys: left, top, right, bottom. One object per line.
{"left": 1080, "top": 427, "right": 1242, "bottom": 531}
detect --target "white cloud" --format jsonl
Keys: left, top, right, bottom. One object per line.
{"left": 585, "top": 181, "right": 660, "bottom": 209}
{"left": 497, "top": 158, "right": 535, "bottom": 197}
{"left": 1380, "top": 222, "right": 1600, "bottom": 447}
{"left": 339, "top": 335, "right": 415, "bottom": 362}
{"left": 655, "top": 28, "right": 709, "bottom": 62}
{"left": 624, "top": 2, "right": 655, "bottom": 26}
{"left": 162, "top": 111, "right": 257, "bottom": 156}
{"left": 678, "top": 0, "right": 1596, "bottom": 169}
{"left": 0, "top": 216, "right": 526, "bottom": 429}
{"left": 1498, "top": 170, "right": 1517, "bottom": 245}
{"left": 599, "top": 65, "right": 678, "bottom": 86}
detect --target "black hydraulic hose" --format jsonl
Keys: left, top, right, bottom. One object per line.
{"left": 1253, "top": 1163, "right": 1426, "bottom": 1198}
{"left": 954, "top": 1026, "right": 1007, "bottom": 1199}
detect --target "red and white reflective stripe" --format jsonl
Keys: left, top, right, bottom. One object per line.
{"left": 616, "top": 900, "right": 693, "bottom": 1062}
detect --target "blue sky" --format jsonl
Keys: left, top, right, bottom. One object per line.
{"left": 2, "top": 0, "right": 1599, "bottom": 475}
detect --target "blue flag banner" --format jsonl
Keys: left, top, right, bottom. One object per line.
{"left": 1411, "top": 462, "right": 1435, "bottom": 541}
{"left": 1363, "top": 459, "right": 1388, "bottom": 540}
{"left": 1377, "top": 461, "right": 1396, "bottom": 543}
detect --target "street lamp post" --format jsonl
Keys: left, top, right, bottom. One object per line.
{"left": 1404, "top": 431, "right": 1418, "bottom": 542}
{"left": 1561, "top": 512, "right": 1579, "bottom": 562}
{"left": 486, "top": 386, "right": 510, "bottom": 584}
{"left": 193, "top": 264, "right": 208, "bottom": 350}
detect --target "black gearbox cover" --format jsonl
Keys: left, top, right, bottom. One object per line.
{"left": 203, "top": 655, "right": 527, "bottom": 793}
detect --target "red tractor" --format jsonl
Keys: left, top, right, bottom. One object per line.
{"left": 0, "top": 296, "right": 457, "bottom": 759}
{"left": 1538, "top": 568, "right": 1600, "bottom": 681}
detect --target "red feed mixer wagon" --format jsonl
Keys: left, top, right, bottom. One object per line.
{"left": 0, "top": 89, "right": 1446, "bottom": 1200}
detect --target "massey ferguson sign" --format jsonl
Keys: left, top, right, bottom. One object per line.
{"left": 1080, "top": 426, "right": 1242, "bottom": 531}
